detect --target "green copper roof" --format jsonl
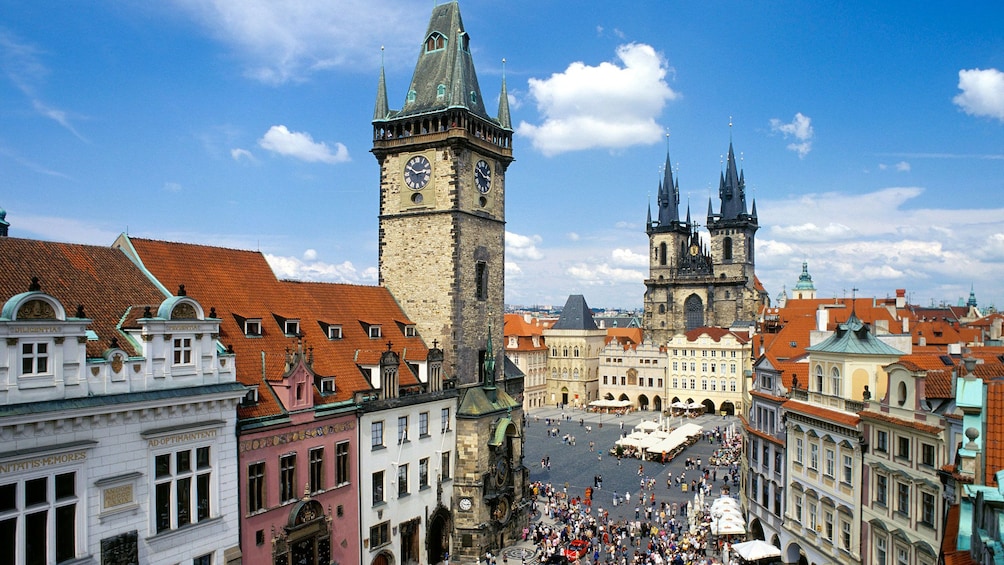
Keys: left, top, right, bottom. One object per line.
{"left": 806, "top": 313, "right": 904, "bottom": 356}
{"left": 392, "top": 1, "right": 490, "bottom": 122}
{"left": 457, "top": 384, "right": 519, "bottom": 417}
{"left": 793, "top": 261, "right": 816, "bottom": 291}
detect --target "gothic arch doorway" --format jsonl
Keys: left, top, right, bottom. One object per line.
{"left": 561, "top": 387, "right": 569, "bottom": 406}
{"left": 371, "top": 551, "right": 394, "bottom": 565}
{"left": 749, "top": 518, "right": 765, "bottom": 541}
{"left": 638, "top": 394, "right": 649, "bottom": 410}
{"left": 653, "top": 396, "right": 662, "bottom": 412}
{"left": 685, "top": 295, "right": 704, "bottom": 331}
{"left": 427, "top": 507, "right": 450, "bottom": 564}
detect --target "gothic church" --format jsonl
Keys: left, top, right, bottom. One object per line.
{"left": 644, "top": 140, "right": 766, "bottom": 344}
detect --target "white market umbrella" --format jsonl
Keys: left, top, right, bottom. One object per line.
{"left": 731, "top": 540, "right": 781, "bottom": 561}
{"left": 710, "top": 518, "right": 746, "bottom": 536}
{"left": 635, "top": 420, "right": 660, "bottom": 432}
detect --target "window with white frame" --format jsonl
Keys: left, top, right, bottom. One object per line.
{"left": 897, "top": 546, "right": 909, "bottom": 565}
{"left": 830, "top": 367, "right": 841, "bottom": 395}
{"left": 843, "top": 454, "right": 853, "bottom": 483}
{"left": 808, "top": 502, "right": 817, "bottom": 531}
{"left": 419, "top": 458, "right": 429, "bottom": 489}
{"left": 327, "top": 324, "right": 342, "bottom": 339}
{"left": 419, "top": 412, "right": 429, "bottom": 437}
{"left": 841, "top": 520, "right": 851, "bottom": 549}
{"left": 284, "top": 319, "right": 300, "bottom": 336}
{"left": 441, "top": 450, "right": 451, "bottom": 479}
{"left": 794, "top": 495, "right": 802, "bottom": 522}
{"left": 397, "top": 464, "right": 408, "bottom": 497}
{"left": 825, "top": 448, "right": 835, "bottom": 477}
{"left": 875, "top": 536, "right": 887, "bottom": 565}
{"left": 0, "top": 470, "right": 79, "bottom": 564}
{"left": 372, "top": 471, "right": 384, "bottom": 505}
{"left": 20, "top": 342, "right": 50, "bottom": 375}
{"left": 441, "top": 408, "right": 451, "bottom": 432}
{"left": 810, "top": 444, "right": 819, "bottom": 470}
{"left": 815, "top": 365, "right": 824, "bottom": 392}
{"left": 897, "top": 481, "right": 910, "bottom": 514}
{"left": 921, "top": 491, "right": 936, "bottom": 526}
{"left": 795, "top": 438, "right": 804, "bottom": 464}
{"left": 173, "top": 337, "right": 193, "bottom": 365}
{"left": 876, "top": 430, "right": 888, "bottom": 452}
{"left": 398, "top": 416, "right": 409, "bottom": 444}
{"left": 245, "top": 319, "right": 262, "bottom": 336}
{"left": 825, "top": 511, "right": 833, "bottom": 541}
{"left": 368, "top": 325, "right": 382, "bottom": 338}
{"left": 155, "top": 446, "right": 212, "bottom": 533}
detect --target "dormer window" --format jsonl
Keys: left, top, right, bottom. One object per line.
{"left": 21, "top": 342, "right": 50, "bottom": 375}
{"left": 407, "top": 90, "right": 416, "bottom": 103}
{"left": 369, "top": 325, "right": 382, "bottom": 339}
{"left": 242, "top": 387, "right": 259, "bottom": 405}
{"left": 437, "top": 84, "right": 446, "bottom": 98}
{"left": 245, "top": 319, "right": 262, "bottom": 337}
{"left": 328, "top": 325, "right": 343, "bottom": 340}
{"left": 425, "top": 33, "right": 446, "bottom": 53}
{"left": 173, "top": 338, "right": 193, "bottom": 365}
{"left": 404, "top": 325, "right": 418, "bottom": 338}
{"left": 284, "top": 319, "right": 300, "bottom": 336}
{"left": 320, "top": 377, "right": 335, "bottom": 394}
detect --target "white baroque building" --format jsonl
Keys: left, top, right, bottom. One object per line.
{"left": 0, "top": 238, "right": 246, "bottom": 565}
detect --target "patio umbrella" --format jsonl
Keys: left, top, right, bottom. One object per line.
{"left": 731, "top": 540, "right": 781, "bottom": 561}
{"left": 710, "top": 518, "right": 746, "bottom": 536}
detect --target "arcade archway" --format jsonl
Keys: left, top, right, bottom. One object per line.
{"left": 653, "top": 396, "right": 662, "bottom": 412}
{"left": 638, "top": 394, "right": 649, "bottom": 410}
{"left": 426, "top": 508, "right": 450, "bottom": 565}
{"left": 702, "top": 399, "right": 716, "bottom": 414}
{"left": 720, "top": 401, "right": 736, "bottom": 416}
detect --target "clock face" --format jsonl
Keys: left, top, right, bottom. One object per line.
{"left": 459, "top": 497, "right": 472, "bottom": 511}
{"left": 493, "top": 455, "right": 510, "bottom": 487}
{"left": 689, "top": 244, "right": 699, "bottom": 256}
{"left": 404, "top": 155, "right": 432, "bottom": 190}
{"left": 475, "top": 159, "right": 492, "bottom": 194}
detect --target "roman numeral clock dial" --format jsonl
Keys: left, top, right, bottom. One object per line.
{"left": 404, "top": 155, "right": 431, "bottom": 190}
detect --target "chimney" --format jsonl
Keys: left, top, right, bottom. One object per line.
{"left": 0, "top": 207, "right": 8, "bottom": 237}
{"left": 895, "top": 288, "right": 906, "bottom": 308}
{"left": 816, "top": 306, "right": 829, "bottom": 332}
{"left": 902, "top": 317, "right": 909, "bottom": 333}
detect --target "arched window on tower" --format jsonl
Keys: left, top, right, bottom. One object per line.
{"left": 684, "top": 295, "right": 704, "bottom": 331}
{"left": 723, "top": 237, "right": 733, "bottom": 261}
{"left": 659, "top": 242, "right": 667, "bottom": 266}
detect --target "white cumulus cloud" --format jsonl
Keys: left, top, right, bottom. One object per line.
{"left": 506, "top": 231, "right": 544, "bottom": 260}
{"left": 258, "top": 125, "right": 349, "bottom": 164}
{"left": 516, "top": 43, "right": 679, "bottom": 156}
{"left": 265, "top": 253, "right": 376, "bottom": 284}
{"left": 953, "top": 68, "right": 1004, "bottom": 121}
{"left": 769, "top": 112, "right": 814, "bottom": 158}
{"left": 230, "top": 148, "right": 255, "bottom": 162}
{"left": 566, "top": 263, "right": 644, "bottom": 285}
{"left": 611, "top": 247, "right": 648, "bottom": 267}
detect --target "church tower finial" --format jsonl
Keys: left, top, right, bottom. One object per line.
{"left": 498, "top": 58, "right": 512, "bottom": 130}
{"left": 373, "top": 46, "right": 389, "bottom": 121}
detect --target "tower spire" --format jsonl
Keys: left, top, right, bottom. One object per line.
{"left": 498, "top": 58, "right": 512, "bottom": 130}
{"left": 373, "top": 46, "right": 389, "bottom": 121}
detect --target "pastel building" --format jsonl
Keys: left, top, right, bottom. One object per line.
{"left": 0, "top": 237, "right": 246, "bottom": 565}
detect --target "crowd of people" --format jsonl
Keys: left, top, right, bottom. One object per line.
{"left": 517, "top": 428, "right": 748, "bottom": 565}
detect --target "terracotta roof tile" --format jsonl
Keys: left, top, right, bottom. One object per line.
{"left": 121, "top": 237, "right": 428, "bottom": 420}
{"left": 985, "top": 379, "right": 1004, "bottom": 486}
{"left": 782, "top": 398, "right": 860, "bottom": 428}
{"left": 858, "top": 410, "right": 943, "bottom": 435}
{"left": 941, "top": 504, "right": 975, "bottom": 565}
{"left": 0, "top": 237, "right": 167, "bottom": 359}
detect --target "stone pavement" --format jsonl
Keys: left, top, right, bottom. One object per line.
{"left": 494, "top": 405, "right": 742, "bottom": 563}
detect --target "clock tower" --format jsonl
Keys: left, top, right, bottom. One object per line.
{"left": 372, "top": 0, "right": 512, "bottom": 386}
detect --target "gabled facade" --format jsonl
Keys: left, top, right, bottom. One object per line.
{"left": 782, "top": 310, "right": 905, "bottom": 565}
{"left": 859, "top": 360, "right": 947, "bottom": 565}
{"left": 598, "top": 339, "right": 666, "bottom": 412}
{"left": 116, "top": 235, "right": 458, "bottom": 565}
{"left": 503, "top": 314, "right": 548, "bottom": 410}
{"left": 0, "top": 237, "right": 246, "bottom": 565}
{"left": 543, "top": 295, "right": 605, "bottom": 408}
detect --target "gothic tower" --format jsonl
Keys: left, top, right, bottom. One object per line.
{"left": 706, "top": 141, "right": 760, "bottom": 327}
{"left": 372, "top": 1, "right": 513, "bottom": 385}
{"left": 643, "top": 137, "right": 762, "bottom": 343}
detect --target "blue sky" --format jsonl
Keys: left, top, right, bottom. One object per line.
{"left": 2, "top": 1, "right": 1004, "bottom": 310}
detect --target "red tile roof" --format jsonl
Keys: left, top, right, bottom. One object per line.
{"left": 986, "top": 378, "right": 1004, "bottom": 486}
{"left": 782, "top": 398, "right": 860, "bottom": 428}
{"left": 857, "top": 410, "right": 943, "bottom": 435}
{"left": 941, "top": 504, "right": 975, "bottom": 565}
{"left": 120, "top": 237, "right": 428, "bottom": 420}
{"left": 0, "top": 237, "right": 167, "bottom": 358}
